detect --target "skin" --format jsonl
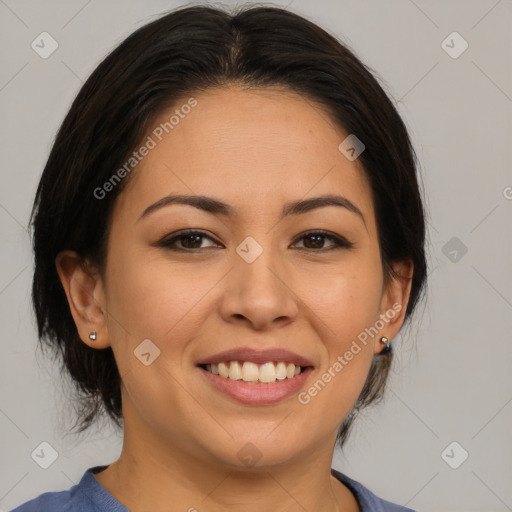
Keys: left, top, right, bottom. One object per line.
{"left": 56, "top": 85, "right": 413, "bottom": 512}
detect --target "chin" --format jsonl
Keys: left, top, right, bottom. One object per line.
{"left": 200, "top": 433, "right": 304, "bottom": 472}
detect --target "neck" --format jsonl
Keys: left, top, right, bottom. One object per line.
{"left": 93, "top": 394, "right": 359, "bottom": 512}
{"left": 95, "top": 457, "right": 357, "bottom": 512}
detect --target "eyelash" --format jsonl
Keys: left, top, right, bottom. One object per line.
{"left": 156, "top": 229, "right": 354, "bottom": 252}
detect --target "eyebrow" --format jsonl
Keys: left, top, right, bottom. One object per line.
{"left": 137, "top": 193, "right": 366, "bottom": 227}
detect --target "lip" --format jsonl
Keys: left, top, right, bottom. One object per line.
{"left": 195, "top": 347, "right": 314, "bottom": 367}
{"left": 198, "top": 365, "right": 314, "bottom": 405}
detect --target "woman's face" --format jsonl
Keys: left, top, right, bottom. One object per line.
{"left": 80, "top": 86, "right": 410, "bottom": 469}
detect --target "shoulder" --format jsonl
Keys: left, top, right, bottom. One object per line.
{"left": 9, "top": 487, "right": 77, "bottom": 512}
{"left": 9, "top": 490, "right": 73, "bottom": 512}
{"left": 331, "top": 468, "right": 416, "bottom": 512}
{"left": 8, "top": 465, "right": 117, "bottom": 512}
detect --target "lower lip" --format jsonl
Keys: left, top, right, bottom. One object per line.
{"left": 198, "top": 366, "right": 314, "bottom": 405}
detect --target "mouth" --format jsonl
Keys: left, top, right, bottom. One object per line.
{"left": 195, "top": 347, "right": 315, "bottom": 404}
{"left": 196, "top": 360, "right": 314, "bottom": 405}
{"left": 197, "top": 360, "right": 311, "bottom": 384}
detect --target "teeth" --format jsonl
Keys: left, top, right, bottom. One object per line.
{"left": 275, "top": 361, "right": 287, "bottom": 380}
{"left": 218, "top": 362, "right": 229, "bottom": 378}
{"left": 242, "top": 361, "right": 259, "bottom": 382}
{"left": 259, "top": 362, "right": 276, "bottom": 383}
{"left": 205, "top": 361, "right": 304, "bottom": 384}
{"left": 228, "top": 361, "right": 242, "bottom": 380}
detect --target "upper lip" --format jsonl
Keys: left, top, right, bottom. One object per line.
{"left": 196, "top": 347, "right": 314, "bottom": 367}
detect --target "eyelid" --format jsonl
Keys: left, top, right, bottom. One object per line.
{"left": 292, "top": 230, "right": 354, "bottom": 250}
{"left": 155, "top": 229, "right": 220, "bottom": 249}
{"left": 155, "top": 228, "right": 354, "bottom": 252}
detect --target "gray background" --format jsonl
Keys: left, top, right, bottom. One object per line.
{"left": 1, "top": 1, "right": 511, "bottom": 511}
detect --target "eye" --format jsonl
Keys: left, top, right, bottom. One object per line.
{"left": 155, "top": 230, "right": 220, "bottom": 251}
{"left": 155, "top": 229, "right": 353, "bottom": 252}
{"left": 291, "top": 230, "right": 353, "bottom": 251}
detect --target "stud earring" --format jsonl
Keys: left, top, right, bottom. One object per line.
{"left": 89, "top": 331, "right": 97, "bottom": 341}
{"left": 380, "top": 336, "right": 391, "bottom": 352}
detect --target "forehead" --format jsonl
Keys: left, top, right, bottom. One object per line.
{"left": 116, "top": 86, "right": 374, "bottom": 224}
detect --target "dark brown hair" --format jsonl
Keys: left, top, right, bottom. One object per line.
{"left": 30, "top": 3, "right": 427, "bottom": 448}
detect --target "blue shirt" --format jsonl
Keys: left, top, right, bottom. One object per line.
{"left": 9, "top": 465, "right": 416, "bottom": 511}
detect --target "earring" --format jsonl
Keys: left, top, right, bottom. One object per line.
{"left": 89, "top": 331, "right": 97, "bottom": 341}
{"left": 380, "top": 336, "right": 391, "bottom": 352}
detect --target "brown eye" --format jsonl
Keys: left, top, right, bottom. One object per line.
{"left": 292, "top": 231, "right": 353, "bottom": 251}
{"left": 155, "top": 229, "right": 353, "bottom": 252}
{"left": 156, "top": 230, "right": 220, "bottom": 251}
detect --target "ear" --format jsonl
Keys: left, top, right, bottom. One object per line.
{"left": 55, "top": 250, "right": 110, "bottom": 349}
{"left": 374, "top": 259, "right": 414, "bottom": 355}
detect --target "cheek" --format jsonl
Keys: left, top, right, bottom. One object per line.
{"left": 104, "top": 243, "right": 215, "bottom": 352}
{"left": 302, "top": 252, "right": 383, "bottom": 339}
{"left": 299, "top": 256, "right": 383, "bottom": 408}
{"left": 333, "top": 270, "right": 383, "bottom": 340}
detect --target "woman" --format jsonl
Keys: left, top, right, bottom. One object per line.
{"left": 11, "top": 4, "right": 426, "bottom": 511}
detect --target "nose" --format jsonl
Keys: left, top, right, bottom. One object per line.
{"left": 218, "top": 240, "right": 299, "bottom": 330}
